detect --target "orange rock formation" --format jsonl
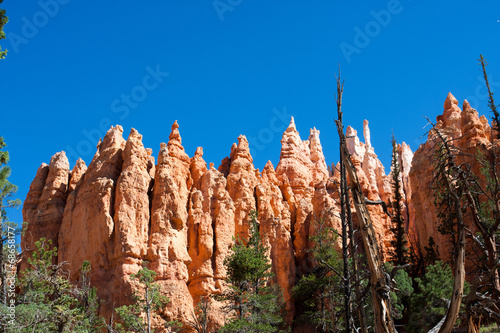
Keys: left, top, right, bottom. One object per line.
{"left": 27, "top": 94, "right": 496, "bottom": 330}
{"left": 409, "top": 93, "right": 496, "bottom": 262}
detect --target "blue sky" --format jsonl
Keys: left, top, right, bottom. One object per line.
{"left": 1, "top": 1, "right": 499, "bottom": 235}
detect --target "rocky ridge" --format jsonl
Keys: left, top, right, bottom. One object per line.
{"left": 21, "top": 93, "right": 493, "bottom": 330}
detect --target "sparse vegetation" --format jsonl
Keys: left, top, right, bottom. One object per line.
{"left": 5, "top": 239, "right": 102, "bottom": 332}
{"left": 8, "top": 54, "right": 500, "bottom": 332}
{"left": 108, "top": 264, "right": 179, "bottom": 333}
{"left": 0, "top": 0, "right": 7, "bottom": 59}
{"left": 216, "top": 210, "right": 289, "bottom": 333}
{"left": 389, "top": 135, "right": 410, "bottom": 267}
{"left": 293, "top": 220, "right": 345, "bottom": 332}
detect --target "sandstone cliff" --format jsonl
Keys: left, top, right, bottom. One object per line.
{"left": 22, "top": 110, "right": 420, "bottom": 330}
{"left": 408, "top": 92, "right": 496, "bottom": 262}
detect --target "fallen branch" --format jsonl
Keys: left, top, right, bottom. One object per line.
{"left": 365, "top": 199, "right": 392, "bottom": 218}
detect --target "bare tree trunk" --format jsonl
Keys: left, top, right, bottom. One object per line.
{"left": 429, "top": 125, "right": 466, "bottom": 333}
{"left": 437, "top": 208, "right": 465, "bottom": 333}
{"left": 346, "top": 181, "right": 369, "bottom": 333}
{"left": 336, "top": 120, "right": 396, "bottom": 333}
{"left": 340, "top": 143, "right": 353, "bottom": 332}
{"left": 467, "top": 317, "right": 481, "bottom": 333}
{"left": 336, "top": 71, "right": 353, "bottom": 333}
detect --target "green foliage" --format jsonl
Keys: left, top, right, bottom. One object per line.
{"left": 218, "top": 210, "right": 288, "bottom": 333}
{"left": 0, "top": 138, "right": 21, "bottom": 218}
{"left": 0, "top": 0, "right": 7, "bottom": 59}
{"left": 111, "top": 265, "right": 178, "bottom": 333}
{"left": 389, "top": 135, "right": 410, "bottom": 266}
{"left": 0, "top": 137, "right": 22, "bottom": 308}
{"left": 14, "top": 239, "right": 76, "bottom": 332}
{"left": 431, "top": 140, "right": 467, "bottom": 259}
{"left": 220, "top": 317, "right": 285, "bottom": 333}
{"left": 479, "top": 323, "right": 500, "bottom": 332}
{"left": 74, "top": 261, "right": 103, "bottom": 332}
{"left": 292, "top": 220, "right": 345, "bottom": 332}
{"left": 475, "top": 148, "right": 499, "bottom": 239}
{"left": 0, "top": 138, "right": 22, "bottom": 244}
{"left": 4, "top": 239, "right": 103, "bottom": 332}
{"left": 407, "top": 261, "right": 469, "bottom": 332}
{"left": 424, "top": 236, "right": 440, "bottom": 267}
{"left": 407, "top": 261, "right": 453, "bottom": 332}
{"left": 434, "top": 184, "right": 459, "bottom": 249}
{"left": 383, "top": 263, "right": 413, "bottom": 321}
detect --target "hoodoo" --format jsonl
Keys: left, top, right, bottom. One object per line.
{"left": 21, "top": 93, "right": 495, "bottom": 330}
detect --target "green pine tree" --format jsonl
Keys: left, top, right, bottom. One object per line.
{"left": 7, "top": 238, "right": 103, "bottom": 332}
{"left": 407, "top": 261, "right": 469, "bottom": 332}
{"left": 383, "top": 262, "right": 413, "bottom": 322}
{"left": 0, "top": 137, "right": 22, "bottom": 306}
{"left": 110, "top": 264, "right": 178, "bottom": 333}
{"left": 423, "top": 236, "right": 440, "bottom": 267}
{"left": 217, "top": 210, "right": 288, "bottom": 333}
{"left": 0, "top": 0, "right": 7, "bottom": 59}
{"left": 73, "top": 261, "right": 103, "bottom": 332}
{"left": 388, "top": 135, "right": 409, "bottom": 266}
{"left": 292, "top": 219, "right": 345, "bottom": 332}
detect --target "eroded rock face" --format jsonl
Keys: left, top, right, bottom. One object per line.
{"left": 23, "top": 116, "right": 413, "bottom": 331}
{"left": 148, "top": 121, "right": 194, "bottom": 325}
{"left": 225, "top": 135, "right": 258, "bottom": 242}
{"left": 113, "top": 128, "right": 153, "bottom": 261}
{"left": 409, "top": 93, "right": 496, "bottom": 262}
{"left": 345, "top": 123, "right": 406, "bottom": 257}
{"left": 256, "top": 161, "right": 296, "bottom": 324}
{"left": 21, "top": 151, "right": 69, "bottom": 271}
{"left": 186, "top": 164, "right": 236, "bottom": 330}
{"left": 57, "top": 125, "right": 126, "bottom": 316}
{"left": 276, "top": 118, "right": 319, "bottom": 274}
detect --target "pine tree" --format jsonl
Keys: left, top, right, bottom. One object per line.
{"left": 335, "top": 71, "right": 396, "bottom": 332}
{"left": 217, "top": 210, "right": 288, "bottom": 333}
{"left": 7, "top": 238, "right": 103, "bottom": 332}
{"left": 0, "top": 137, "right": 21, "bottom": 307}
{"left": 0, "top": 0, "right": 7, "bottom": 59}
{"left": 383, "top": 262, "right": 413, "bottom": 322}
{"left": 293, "top": 219, "right": 344, "bottom": 332}
{"left": 423, "top": 236, "right": 440, "bottom": 268}
{"left": 389, "top": 135, "right": 410, "bottom": 266}
{"left": 459, "top": 56, "right": 500, "bottom": 331}
{"left": 407, "top": 261, "right": 469, "bottom": 333}
{"left": 384, "top": 138, "right": 415, "bottom": 327}
{"left": 110, "top": 264, "right": 177, "bottom": 333}
{"left": 74, "top": 261, "right": 103, "bottom": 332}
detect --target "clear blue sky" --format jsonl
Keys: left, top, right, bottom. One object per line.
{"left": 1, "top": 1, "right": 499, "bottom": 234}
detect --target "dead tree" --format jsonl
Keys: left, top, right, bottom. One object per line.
{"left": 335, "top": 88, "right": 396, "bottom": 332}
{"left": 335, "top": 71, "right": 368, "bottom": 333}
{"left": 428, "top": 123, "right": 467, "bottom": 333}
{"left": 335, "top": 71, "right": 353, "bottom": 333}
{"left": 433, "top": 56, "right": 500, "bottom": 332}
{"left": 427, "top": 117, "right": 500, "bottom": 331}
{"left": 479, "top": 55, "right": 500, "bottom": 138}
{"left": 346, "top": 184, "right": 369, "bottom": 333}
{"left": 459, "top": 56, "right": 500, "bottom": 331}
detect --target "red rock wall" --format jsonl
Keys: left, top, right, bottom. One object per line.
{"left": 409, "top": 93, "right": 496, "bottom": 263}
{"left": 22, "top": 115, "right": 414, "bottom": 330}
